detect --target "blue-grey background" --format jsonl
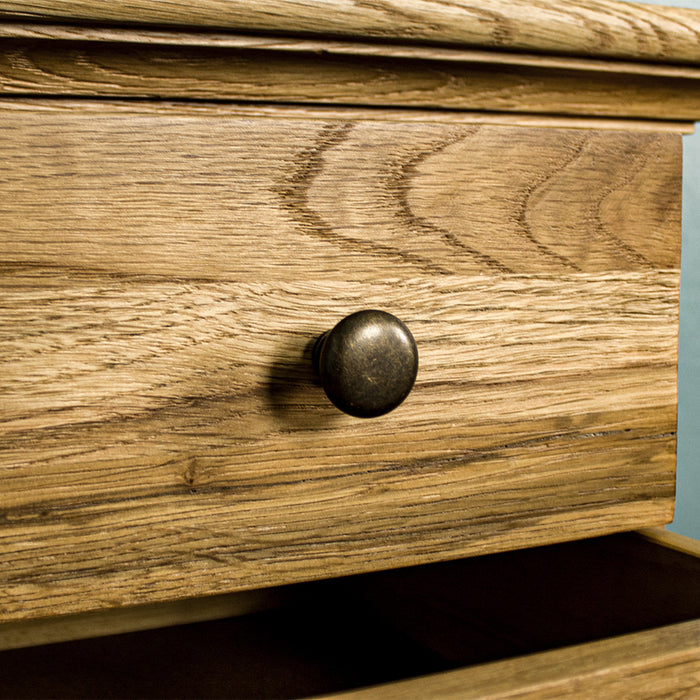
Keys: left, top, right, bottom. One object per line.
{"left": 630, "top": 0, "right": 699, "bottom": 539}
{"left": 675, "top": 121, "right": 700, "bottom": 539}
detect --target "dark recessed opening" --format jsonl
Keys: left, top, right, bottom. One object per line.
{"left": 2, "top": 532, "right": 699, "bottom": 699}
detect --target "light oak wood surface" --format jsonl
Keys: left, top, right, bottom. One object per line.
{"left": 1, "top": 26, "right": 700, "bottom": 120}
{"left": 0, "top": 103, "right": 681, "bottom": 622}
{"left": 0, "top": 0, "right": 699, "bottom": 65}
{"left": 322, "top": 619, "right": 700, "bottom": 699}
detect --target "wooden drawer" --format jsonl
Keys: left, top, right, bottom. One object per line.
{"left": 0, "top": 529, "right": 698, "bottom": 698}
{"left": 0, "top": 101, "right": 682, "bottom": 623}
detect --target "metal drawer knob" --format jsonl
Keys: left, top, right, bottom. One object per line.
{"left": 312, "top": 310, "right": 418, "bottom": 418}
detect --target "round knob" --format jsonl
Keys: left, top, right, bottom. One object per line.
{"left": 312, "top": 310, "right": 418, "bottom": 418}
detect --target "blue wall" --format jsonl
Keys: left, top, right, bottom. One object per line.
{"left": 675, "top": 128, "right": 700, "bottom": 538}
{"left": 675, "top": 118, "right": 700, "bottom": 539}
{"left": 630, "top": 0, "right": 699, "bottom": 539}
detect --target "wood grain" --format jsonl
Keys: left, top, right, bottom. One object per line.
{"left": 2, "top": 23, "right": 700, "bottom": 78}
{"left": 0, "top": 0, "right": 699, "bottom": 65}
{"left": 0, "top": 102, "right": 681, "bottom": 622}
{"left": 324, "top": 619, "right": 700, "bottom": 699}
{"left": 1, "top": 30, "right": 700, "bottom": 119}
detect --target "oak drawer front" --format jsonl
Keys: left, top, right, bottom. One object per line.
{"left": 0, "top": 102, "right": 681, "bottom": 621}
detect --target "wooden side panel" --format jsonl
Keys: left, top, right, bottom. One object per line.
{"left": 0, "top": 103, "right": 681, "bottom": 621}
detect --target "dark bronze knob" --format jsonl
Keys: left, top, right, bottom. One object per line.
{"left": 312, "top": 310, "right": 418, "bottom": 418}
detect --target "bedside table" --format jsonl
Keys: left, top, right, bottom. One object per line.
{"left": 0, "top": 0, "right": 699, "bottom": 696}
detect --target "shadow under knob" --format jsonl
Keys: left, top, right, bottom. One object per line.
{"left": 312, "top": 310, "right": 418, "bottom": 418}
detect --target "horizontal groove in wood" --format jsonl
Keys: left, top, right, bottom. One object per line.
{"left": 2, "top": 24, "right": 700, "bottom": 79}
{"left": 0, "top": 98, "right": 692, "bottom": 133}
{"left": 0, "top": 24, "right": 699, "bottom": 81}
{"left": 0, "top": 34, "right": 700, "bottom": 120}
{"left": 0, "top": 105, "right": 681, "bottom": 621}
{"left": 0, "top": 0, "right": 699, "bottom": 65}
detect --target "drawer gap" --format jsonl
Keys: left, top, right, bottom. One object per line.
{"left": 1, "top": 531, "right": 699, "bottom": 698}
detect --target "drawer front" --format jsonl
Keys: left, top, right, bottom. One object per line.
{"left": 0, "top": 102, "right": 680, "bottom": 621}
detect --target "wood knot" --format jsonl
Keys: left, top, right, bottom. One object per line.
{"left": 182, "top": 458, "right": 198, "bottom": 487}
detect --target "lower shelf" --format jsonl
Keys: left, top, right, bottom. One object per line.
{"left": 1, "top": 530, "right": 699, "bottom": 699}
